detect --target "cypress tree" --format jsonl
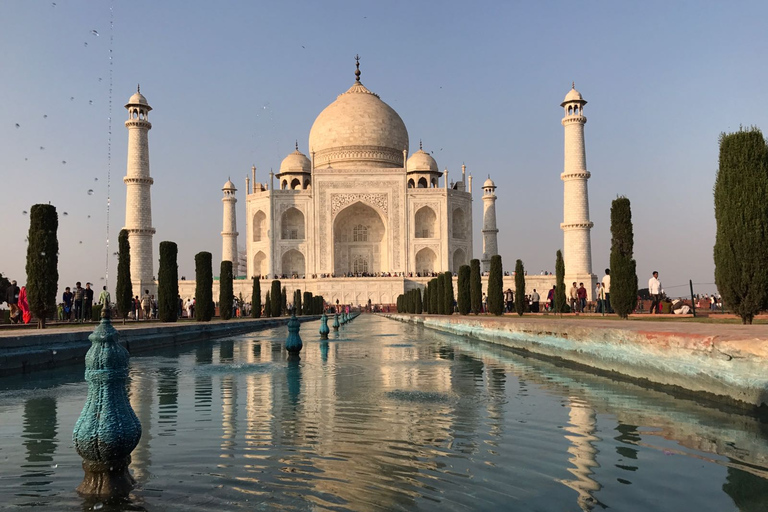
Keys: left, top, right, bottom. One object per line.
{"left": 158, "top": 241, "right": 179, "bottom": 322}
{"left": 430, "top": 278, "right": 439, "bottom": 314}
{"left": 25, "top": 204, "right": 58, "bottom": 328}
{"left": 270, "top": 279, "right": 281, "bottom": 317}
{"left": 264, "top": 291, "right": 271, "bottom": 317}
{"left": 251, "top": 277, "right": 261, "bottom": 318}
{"left": 437, "top": 274, "right": 446, "bottom": 315}
{"left": 303, "top": 291, "right": 312, "bottom": 315}
{"left": 281, "top": 286, "right": 287, "bottom": 315}
{"left": 423, "top": 283, "right": 431, "bottom": 314}
{"left": 514, "top": 259, "right": 526, "bottom": 316}
{"left": 294, "top": 289, "right": 302, "bottom": 315}
{"left": 610, "top": 197, "right": 638, "bottom": 319}
{"left": 313, "top": 296, "right": 324, "bottom": 315}
{"left": 458, "top": 265, "right": 471, "bottom": 315}
{"left": 487, "top": 255, "right": 504, "bottom": 315}
{"left": 555, "top": 250, "right": 567, "bottom": 314}
{"left": 397, "top": 294, "right": 403, "bottom": 313}
{"left": 415, "top": 287, "right": 423, "bottom": 314}
{"left": 443, "top": 271, "right": 454, "bottom": 315}
{"left": 116, "top": 229, "right": 132, "bottom": 324}
{"left": 470, "top": 259, "right": 482, "bottom": 315}
{"left": 195, "top": 252, "right": 214, "bottom": 321}
{"left": 219, "top": 261, "right": 234, "bottom": 320}
{"left": 714, "top": 128, "right": 768, "bottom": 324}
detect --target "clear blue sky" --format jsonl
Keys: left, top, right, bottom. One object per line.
{"left": 2, "top": 0, "right": 766, "bottom": 297}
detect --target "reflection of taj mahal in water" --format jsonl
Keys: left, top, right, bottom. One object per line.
{"left": 123, "top": 59, "right": 597, "bottom": 304}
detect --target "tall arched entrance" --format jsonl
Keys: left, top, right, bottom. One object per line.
{"left": 333, "top": 202, "right": 387, "bottom": 275}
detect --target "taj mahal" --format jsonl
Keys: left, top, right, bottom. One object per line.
{"left": 122, "top": 59, "right": 597, "bottom": 306}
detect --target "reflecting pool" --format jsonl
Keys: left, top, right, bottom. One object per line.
{"left": 1, "top": 315, "right": 767, "bottom": 511}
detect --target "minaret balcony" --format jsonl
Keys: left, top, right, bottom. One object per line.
{"left": 123, "top": 176, "right": 154, "bottom": 185}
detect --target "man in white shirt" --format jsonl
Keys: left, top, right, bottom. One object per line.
{"left": 649, "top": 271, "right": 663, "bottom": 314}
{"left": 602, "top": 269, "right": 612, "bottom": 313}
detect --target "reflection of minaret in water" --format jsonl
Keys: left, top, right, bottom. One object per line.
{"left": 560, "top": 396, "right": 603, "bottom": 511}
{"left": 485, "top": 367, "right": 507, "bottom": 440}
{"left": 129, "top": 372, "right": 154, "bottom": 484}
{"left": 220, "top": 374, "right": 238, "bottom": 459}
{"left": 195, "top": 344, "right": 214, "bottom": 422}
{"left": 22, "top": 396, "right": 57, "bottom": 489}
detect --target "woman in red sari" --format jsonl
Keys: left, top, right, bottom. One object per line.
{"left": 17, "top": 286, "right": 31, "bottom": 324}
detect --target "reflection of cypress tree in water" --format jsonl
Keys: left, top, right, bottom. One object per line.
{"left": 22, "top": 397, "right": 57, "bottom": 489}
{"left": 614, "top": 423, "right": 639, "bottom": 472}
{"left": 723, "top": 462, "right": 768, "bottom": 512}
{"left": 451, "top": 353, "right": 484, "bottom": 454}
{"left": 157, "top": 367, "right": 179, "bottom": 436}
{"left": 252, "top": 341, "right": 262, "bottom": 361}
{"left": 195, "top": 344, "right": 213, "bottom": 420}
{"left": 219, "top": 339, "right": 235, "bottom": 362}
{"left": 220, "top": 375, "right": 238, "bottom": 459}
{"left": 560, "top": 397, "right": 604, "bottom": 511}
{"left": 129, "top": 372, "right": 154, "bottom": 484}
{"left": 486, "top": 367, "right": 506, "bottom": 439}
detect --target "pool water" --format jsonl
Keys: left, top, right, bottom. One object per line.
{"left": 0, "top": 315, "right": 767, "bottom": 511}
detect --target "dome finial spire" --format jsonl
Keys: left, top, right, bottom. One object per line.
{"left": 295, "top": 140, "right": 299, "bottom": 151}
{"left": 137, "top": 83, "right": 140, "bottom": 93}
{"left": 419, "top": 139, "right": 422, "bottom": 150}
{"left": 572, "top": 81, "right": 575, "bottom": 89}
{"left": 354, "top": 54, "right": 361, "bottom": 82}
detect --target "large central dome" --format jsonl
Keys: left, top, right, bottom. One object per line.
{"left": 309, "top": 79, "right": 409, "bottom": 169}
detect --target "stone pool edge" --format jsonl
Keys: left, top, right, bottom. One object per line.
{"left": 383, "top": 313, "right": 768, "bottom": 409}
{"left": 0, "top": 316, "right": 321, "bottom": 377}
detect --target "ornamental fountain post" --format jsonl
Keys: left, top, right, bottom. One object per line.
{"left": 319, "top": 311, "right": 330, "bottom": 339}
{"left": 72, "top": 308, "right": 141, "bottom": 498}
{"left": 285, "top": 311, "right": 303, "bottom": 359}
{"left": 332, "top": 312, "right": 340, "bottom": 331}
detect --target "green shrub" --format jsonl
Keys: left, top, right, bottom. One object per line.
{"left": 26, "top": 204, "right": 59, "bottom": 328}
{"left": 195, "top": 252, "right": 213, "bottom": 321}
{"left": 116, "top": 229, "right": 133, "bottom": 323}
{"left": 158, "top": 241, "right": 179, "bottom": 322}
{"left": 514, "top": 260, "right": 525, "bottom": 316}
{"left": 487, "top": 255, "right": 504, "bottom": 315}
{"left": 470, "top": 259, "right": 481, "bottom": 315}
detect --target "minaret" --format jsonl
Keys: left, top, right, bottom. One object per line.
{"left": 561, "top": 83, "right": 593, "bottom": 277}
{"left": 221, "top": 178, "right": 239, "bottom": 276}
{"left": 481, "top": 176, "right": 499, "bottom": 273}
{"left": 123, "top": 86, "right": 156, "bottom": 293}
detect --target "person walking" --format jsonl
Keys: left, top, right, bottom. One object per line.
{"left": 602, "top": 269, "right": 612, "bottom": 313}
{"left": 73, "top": 282, "right": 85, "bottom": 322}
{"left": 83, "top": 283, "right": 94, "bottom": 321}
{"left": 141, "top": 291, "right": 151, "bottom": 320}
{"left": 569, "top": 282, "right": 579, "bottom": 313}
{"left": 578, "top": 283, "right": 587, "bottom": 313}
{"left": 98, "top": 286, "right": 110, "bottom": 307}
{"left": 504, "top": 288, "right": 514, "bottom": 313}
{"left": 547, "top": 286, "right": 556, "bottom": 312}
{"left": 531, "top": 289, "right": 540, "bottom": 313}
{"left": 595, "top": 282, "right": 604, "bottom": 314}
{"left": 649, "top": 271, "right": 664, "bottom": 314}
{"left": 6, "top": 280, "right": 20, "bottom": 324}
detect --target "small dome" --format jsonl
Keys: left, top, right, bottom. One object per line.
{"left": 483, "top": 177, "right": 495, "bottom": 188}
{"left": 561, "top": 84, "right": 586, "bottom": 106}
{"left": 222, "top": 179, "right": 236, "bottom": 191}
{"left": 126, "top": 90, "right": 151, "bottom": 110}
{"left": 279, "top": 148, "right": 311, "bottom": 175}
{"left": 407, "top": 148, "right": 438, "bottom": 173}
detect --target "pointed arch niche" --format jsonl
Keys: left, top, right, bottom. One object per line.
{"left": 333, "top": 202, "right": 387, "bottom": 275}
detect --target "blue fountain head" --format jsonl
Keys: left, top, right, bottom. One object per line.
{"left": 286, "top": 312, "right": 303, "bottom": 355}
